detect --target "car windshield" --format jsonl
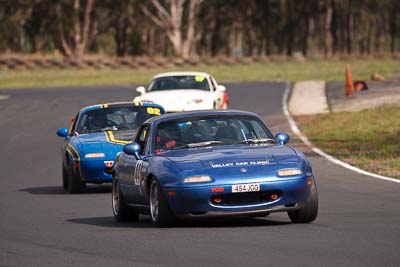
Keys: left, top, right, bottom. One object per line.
{"left": 154, "top": 115, "right": 275, "bottom": 152}
{"left": 75, "top": 106, "right": 162, "bottom": 134}
{"left": 148, "top": 75, "right": 210, "bottom": 92}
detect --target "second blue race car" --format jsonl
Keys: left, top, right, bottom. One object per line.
{"left": 56, "top": 102, "right": 165, "bottom": 193}
{"left": 112, "top": 110, "right": 318, "bottom": 226}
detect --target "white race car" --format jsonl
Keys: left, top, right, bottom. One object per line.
{"left": 133, "top": 71, "right": 229, "bottom": 112}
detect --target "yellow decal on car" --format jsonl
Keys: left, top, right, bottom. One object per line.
{"left": 105, "top": 131, "right": 132, "bottom": 145}
{"left": 68, "top": 117, "right": 75, "bottom": 135}
{"left": 195, "top": 76, "right": 205, "bottom": 82}
{"left": 146, "top": 107, "right": 161, "bottom": 115}
{"left": 66, "top": 144, "right": 85, "bottom": 182}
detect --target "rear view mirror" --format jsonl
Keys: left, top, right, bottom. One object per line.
{"left": 217, "top": 85, "right": 226, "bottom": 92}
{"left": 123, "top": 143, "right": 142, "bottom": 160}
{"left": 56, "top": 128, "right": 69, "bottom": 137}
{"left": 136, "top": 86, "right": 146, "bottom": 94}
{"left": 275, "top": 132, "right": 290, "bottom": 145}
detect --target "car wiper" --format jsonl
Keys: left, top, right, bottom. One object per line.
{"left": 86, "top": 126, "right": 118, "bottom": 133}
{"left": 186, "top": 141, "right": 224, "bottom": 148}
{"left": 100, "top": 126, "right": 118, "bottom": 131}
{"left": 240, "top": 138, "right": 277, "bottom": 144}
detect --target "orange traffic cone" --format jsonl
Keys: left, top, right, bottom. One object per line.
{"left": 345, "top": 64, "right": 354, "bottom": 97}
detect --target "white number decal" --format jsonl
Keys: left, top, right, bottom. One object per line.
{"left": 133, "top": 160, "right": 143, "bottom": 185}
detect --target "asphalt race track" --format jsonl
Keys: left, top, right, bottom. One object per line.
{"left": 1, "top": 82, "right": 399, "bottom": 266}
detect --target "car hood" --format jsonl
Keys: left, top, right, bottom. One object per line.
{"left": 161, "top": 145, "right": 300, "bottom": 182}
{"left": 75, "top": 130, "right": 136, "bottom": 158}
{"left": 135, "top": 89, "right": 213, "bottom": 111}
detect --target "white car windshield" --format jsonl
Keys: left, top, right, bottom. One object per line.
{"left": 148, "top": 75, "right": 210, "bottom": 92}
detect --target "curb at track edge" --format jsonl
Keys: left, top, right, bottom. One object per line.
{"left": 282, "top": 81, "right": 400, "bottom": 184}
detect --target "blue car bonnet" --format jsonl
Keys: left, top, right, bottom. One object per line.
{"left": 75, "top": 130, "right": 137, "bottom": 157}
{"left": 160, "top": 145, "right": 300, "bottom": 181}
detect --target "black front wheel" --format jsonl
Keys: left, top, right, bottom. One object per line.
{"left": 112, "top": 178, "right": 139, "bottom": 222}
{"left": 288, "top": 177, "right": 318, "bottom": 223}
{"left": 66, "top": 163, "right": 86, "bottom": 193}
{"left": 62, "top": 166, "right": 68, "bottom": 190}
{"left": 149, "top": 178, "right": 177, "bottom": 227}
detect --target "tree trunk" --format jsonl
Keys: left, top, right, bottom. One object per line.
{"left": 74, "top": 0, "right": 94, "bottom": 62}
{"left": 346, "top": 0, "right": 353, "bottom": 54}
{"left": 55, "top": 3, "right": 72, "bottom": 57}
{"left": 366, "top": 18, "right": 372, "bottom": 54}
{"left": 55, "top": 0, "right": 94, "bottom": 60}
{"left": 182, "top": 0, "right": 201, "bottom": 58}
{"left": 211, "top": 14, "right": 221, "bottom": 57}
{"left": 286, "top": 0, "right": 294, "bottom": 56}
{"left": 115, "top": 17, "right": 123, "bottom": 56}
{"left": 331, "top": 0, "right": 338, "bottom": 54}
{"left": 141, "top": 0, "right": 202, "bottom": 58}
{"left": 324, "top": 5, "right": 332, "bottom": 57}
{"left": 302, "top": 12, "right": 310, "bottom": 56}
{"left": 148, "top": 27, "right": 155, "bottom": 56}
{"left": 73, "top": 0, "right": 82, "bottom": 59}
{"left": 262, "top": 0, "right": 271, "bottom": 55}
{"left": 114, "top": 1, "right": 134, "bottom": 57}
{"left": 389, "top": 9, "right": 397, "bottom": 53}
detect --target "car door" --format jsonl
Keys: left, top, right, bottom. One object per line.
{"left": 119, "top": 124, "right": 151, "bottom": 205}
{"left": 136, "top": 125, "right": 153, "bottom": 205}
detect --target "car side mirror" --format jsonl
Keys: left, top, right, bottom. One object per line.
{"left": 56, "top": 128, "right": 69, "bottom": 137}
{"left": 217, "top": 85, "right": 226, "bottom": 92}
{"left": 275, "top": 132, "right": 290, "bottom": 145}
{"left": 136, "top": 86, "right": 146, "bottom": 95}
{"left": 123, "top": 143, "right": 142, "bottom": 160}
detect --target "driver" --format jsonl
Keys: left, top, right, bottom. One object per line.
{"left": 155, "top": 122, "right": 182, "bottom": 150}
{"left": 89, "top": 113, "right": 109, "bottom": 131}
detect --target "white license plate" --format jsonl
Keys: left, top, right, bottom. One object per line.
{"left": 231, "top": 183, "right": 260, "bottom": 193}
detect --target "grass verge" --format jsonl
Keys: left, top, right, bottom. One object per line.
{"left": 1, "top": 58, "right": 400, "bottom": 89}
{"left": 296, "top": 105, "right": 400, "bottom": 179}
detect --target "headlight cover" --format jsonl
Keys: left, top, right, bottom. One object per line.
{"left": 277, "top": 168, "right": 302, "bottom": 177}
{"left": 183, "top": 175, "right": 212, "bottom": 183}
{"left": 84, "top": 153, "right": 105, "bottom": 158}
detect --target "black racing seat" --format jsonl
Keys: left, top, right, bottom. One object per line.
{"left": 215, "top": 125, "right": 242, "bottom": 144}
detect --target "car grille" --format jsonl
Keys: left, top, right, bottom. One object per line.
{"left": 210, "top": 190, "right": 282, "bottom": 206}
{"left": 104, "top": 167, "right": 113, "bottom": 174}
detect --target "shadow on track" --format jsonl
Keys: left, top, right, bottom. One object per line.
{"left": 67, "top": 216, "right": 154, "bottom": 229}
{"left": 20, "top": 185, "right": 112, "bottom": 195}
{"left": 67, "top": 215, "right": 290, "bottom": 229}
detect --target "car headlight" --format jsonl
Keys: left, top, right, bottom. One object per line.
{"left": 183, "top": 175, "right": 212, "bottom": 183}
{"left": 84, "top": 153, "right": 105, "bottom": 158}
{"left": 277, "top": 168, "right": 302, "bottom": 176}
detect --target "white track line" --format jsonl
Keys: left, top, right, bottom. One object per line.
{"left": 282, "top": 81, "right": 400, "bottom": 184}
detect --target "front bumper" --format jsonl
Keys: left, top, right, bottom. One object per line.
{"left": 184, "top": 204, "right": 300, "bottom": 218}
{"left": 79, "top": 159, "right": 113, "bottom": 183}
{"left": 163, "top": 177, "right": 311, "bottom": 215}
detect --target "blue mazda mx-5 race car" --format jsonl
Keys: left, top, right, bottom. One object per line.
{"left": 56, "top": 102, "right": 165, "bottom": 193}
{"left": 112, "top": 110, "right": 318, "bottom": 226}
